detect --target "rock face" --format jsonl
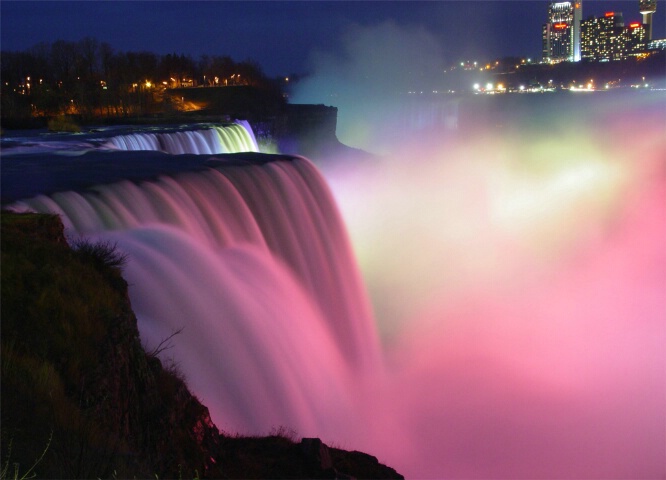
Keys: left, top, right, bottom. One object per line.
{"left": 1, "top": 211, "right": 224, "bottom": 478}
{"left": 301, "top": 438, "right": 403, "bottom": 480}
{"left": 1, "top": 212, "right": 402, "bottom": 479}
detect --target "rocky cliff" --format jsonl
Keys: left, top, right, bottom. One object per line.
{"left": 0, "top": 212, "right": 402, "bottom": 479}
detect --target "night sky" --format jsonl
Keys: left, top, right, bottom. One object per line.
{"left": 1, "top": 1, "right": 664, "bottom": 77}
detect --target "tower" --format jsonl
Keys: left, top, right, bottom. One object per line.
{"left": 639, "top": 0, "right": 657, "bottom": 40}
{"left": 543, "top": 1, "right": 583, "bottom": 62}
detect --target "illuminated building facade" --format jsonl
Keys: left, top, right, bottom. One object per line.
{"left": 624, "top": 21, "right": 648, "bottom": 55}
{"left": 649, "top": 38, "right": 666, "bottom": 50}
{"left": 581, "top": 12, "right": 647, "bottom": 61}
{"left": 639, "top": 0, "right": 657, "bottom": 40}
{"left": 581, "top": 12, "right": 624, "bottom": 61}
{"left": 543, "top": 1, "right": 583, "bottom": 62}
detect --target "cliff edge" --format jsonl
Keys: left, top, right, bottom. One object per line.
{"left": 1, "top": 212, "right": 402, "bottom": 479}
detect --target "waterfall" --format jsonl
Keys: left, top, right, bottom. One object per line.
{"left": 11, "top": 154, "right": 381, "bottom": 436}
{"left": 104, "top": 122, "right": 258, "bottom": 154}
{"left": 6, "top": 92, "right": 664, "bottom": 477}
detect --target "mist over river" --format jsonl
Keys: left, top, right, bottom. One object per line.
{"left": 315, "top": 89, "right": 666, "bottom": 478}
{"left": 3, "top": 87, "right": 665, "bottom": 478}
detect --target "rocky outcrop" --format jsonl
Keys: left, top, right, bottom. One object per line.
{"left": 1, "top": 212, "right": 402, "bottom": 479}
{"left": 1, "top": 211, "right": 223, "bottom": 478}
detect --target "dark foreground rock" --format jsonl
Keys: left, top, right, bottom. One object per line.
{"left": 0, "top": 212, "right": 402, "bottom": 479}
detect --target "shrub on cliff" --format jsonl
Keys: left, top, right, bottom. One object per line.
{"left": 71, "top": 238, "right": 129, "bottom": 292}
{"left": 71, "top": 239, "right": 128, "bottom": 271}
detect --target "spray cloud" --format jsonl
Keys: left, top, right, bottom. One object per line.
{"left": 291, "top": 20, "right": 451, "bottom": 154}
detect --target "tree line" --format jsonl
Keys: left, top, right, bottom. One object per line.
{"left": 1, "top": 37, "right": 283, "bottom": 122}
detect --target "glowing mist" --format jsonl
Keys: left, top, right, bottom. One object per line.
{"left": 320, "top": 92, "right": 666, "bottom": 478}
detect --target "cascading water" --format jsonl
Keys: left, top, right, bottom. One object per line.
{"left": 104, "top": 121, "right": 258, "bottom": 154}
{"left": 10, "top": 145, "right": 381, "bottom": 436}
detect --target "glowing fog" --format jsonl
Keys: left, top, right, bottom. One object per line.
{"left": 322, "top": 112, "right": 665, "bottom": 477}
{"left": 294, "top": 22, "right": 666, "bottom": 478}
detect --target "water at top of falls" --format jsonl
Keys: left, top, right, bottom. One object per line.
{"left": 104, "top": 121, "right": 259, "bottom": 154}
{"left": 0, "top": 121, "right": 258, "bottom": 157}
{"left": 0, "top": 122, "right": 267, "bottom": 204}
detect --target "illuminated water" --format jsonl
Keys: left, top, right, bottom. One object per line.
{"left": 6, "top": 123, "right": 379, "bottom": 436}
{"left": 104, "top": 121, "right": 258, "bottom": 154}
{"left": 0, "top": 120, "right": 257, "bottom": 157}
{"left": 3, "top": 94, "right": 665, "bottom": 478}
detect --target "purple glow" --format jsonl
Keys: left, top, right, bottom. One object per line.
{"left": 9, "top": 94, "right": 666, "bottom": 477}
{"left": 320, "top": 91, "right": 666, "bottom": 477}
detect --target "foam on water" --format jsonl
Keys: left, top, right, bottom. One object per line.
{"left": 104, "top": 122, "right": 258, "bottom": 154}
{"left": 0, "top": 121, "right": 258, "bottom": 156}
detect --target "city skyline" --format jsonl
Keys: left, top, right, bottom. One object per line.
{"left": 2, "top": 1, "right": 664, "bottom": 76}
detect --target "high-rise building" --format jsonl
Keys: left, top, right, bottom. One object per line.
{"left": 599, "top": 11, "right": 624, "bottom": 61}
{"left": 581, "top": 16, "right": 602, "bottom": 61}
{"left": 581, "top": 12, "right": 647, "bottom": 61}
{"left": 639, "top": 0, "right": 657, "bottom": 40}
{"left": 625, "top": 21, "right": 648, "bottom": 55}
{"left": 543, "top": 1, "right": 583, "bottom": 62}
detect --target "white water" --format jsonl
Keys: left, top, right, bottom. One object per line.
{"left": 104, "top": 121, "right": 258, "bottom": 154}
{"left": 11, "top": 149, "right": 380, "bottom": 437}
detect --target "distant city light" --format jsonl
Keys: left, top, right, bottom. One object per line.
{"left": 2, "top": 0, "right": 662, "bottom": 108}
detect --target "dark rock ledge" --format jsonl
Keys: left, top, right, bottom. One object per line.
{"left": 0, "top": 211, "right": 402, "bottom": 479}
